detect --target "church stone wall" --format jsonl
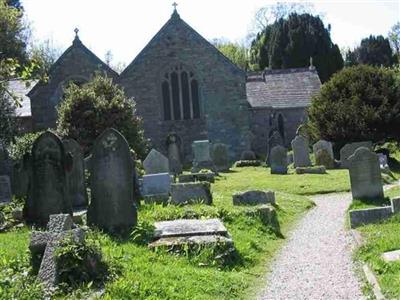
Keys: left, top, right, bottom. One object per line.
{"left": 275, "top": 107, "right": 308, "bottom": 147}
{"left": 119, "top": 14, "right": 250, "bottom": 162}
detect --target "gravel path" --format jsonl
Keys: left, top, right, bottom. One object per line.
{"left": 258, "top": 193, "right": 364, "bottom": 300}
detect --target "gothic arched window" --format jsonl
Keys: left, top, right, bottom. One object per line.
{"left": 162, "top": 65, "right": 200, "bottom": 121}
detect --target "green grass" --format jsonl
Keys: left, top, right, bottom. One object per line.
{"left": 0, "top": 166, "right": 350, "bottom": 299}
{"left": 354, "top": 186, "right": 400, "bottom": 298}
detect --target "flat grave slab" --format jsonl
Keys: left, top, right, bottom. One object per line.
{"left": 382, "top": 249, "right": 400, "bottom": 262}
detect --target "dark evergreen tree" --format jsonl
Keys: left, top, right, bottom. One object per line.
{"left": 356, "top": 35, "right": 394, "bottom": 67}
{"left": 250, "top": 13, "right": 343, "bottom": 82}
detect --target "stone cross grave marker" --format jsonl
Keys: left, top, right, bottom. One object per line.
{"left": 348, "top": 147, "right": 384, "bottom": 200}
{"left": 291, "top": 135, "right": 311, "bottom": 168}
{"left": 29, "top": 214, "right": 85, "bottom": 291}
{"left": 143, "top": 149, "right": 169, "bottom": 175}
{"left": 0, "top": 175, "right": 11, "bottom": 204}
{"left": 270, "top": 145, "right": 288, "bottom": 174}
{"left": 63, "top": 139, "right": 88, "bottom": 208}
{"left": 88, "top": 128, "right": 137, "bottom": 234}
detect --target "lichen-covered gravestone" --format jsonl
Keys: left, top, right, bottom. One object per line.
{"left": 25, "top": 132, "right": 72, "bottom": 226}
{"left": 291, "top": 135, "right": 311, "bottom": 168}
{"left": 142, "top": 173, "right": 171, "bottom": 204}
{"left": 315, "top": 148, "right": 334, "bottom": 169}
{"left": 191, "top": 140, "right": 216, "bottom": 172}
{"left": 211, "top": 143, "right": 230, "bottom": 172}
{"left": 87, "top": 128, "right": 137, "bottom": 234}
{"left": 340, "top": 141, "right": 373, "bottom": 169}
{"left": 171, "top": 182, "right": 212, "bottom": 205}
{"left": 0, "top": 175, "right": 12, "bottom": 204}
{"left": 29, "top": 214, "right": 85, "bottom": 291}
{"left": 63, "top": 139, "right": 88, "bottom": 208}
{"left": 270, "top": 145, "right": 288, "bottom": 174}
{"left": 348, "top": 147, "right": 384, "bottom": 200}
{"left": 267, "top": 131, "right": 284, "bottom": 164}
{"left": 312, "top": 140, "right": 334, "bottom": 160}
{"left": 143, "top": 149, "right": 169, "bottom": 175}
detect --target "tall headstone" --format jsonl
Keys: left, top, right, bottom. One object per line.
{"left": 313, "top": 140, "right": 333, "bottom": 159}
{"left": 191, "top": 140, "right": 216, "bottom": 172}
{"left": 167, "top": 133, "right": 182, "bottom": 174}
{"left": 211, "top": 143, "right": 230, "bottom": 172}
{"left": 340, "top": 141, "right": 373, "bottom": 169}
{"left": 270, "top": 145, "right": 288, "bottom": 174}
{"left": 348, "top": 147, "right": 383, "bottom": 200}
{"left": 25, "top": 132, "right": 72, "bottom": 226}
{"left": 0, "top": 175, "right": 12, "bottom": 204}
{"left": 267, "top": 131, "right": 283, "bottom": 164}
{"left": 0, "top": 141, "right": 12, "bottom": 180}
{"left": 291, "top": 135, "right": 311, "bottom": 168}
{"left": 315, "top": 148, "right": 335, "bottom": 169}
{"left": 63, "top": 139, "right": 88, "bottom": 208}
{"left": 87, "top": 128, "right": 137, "bottom": 234}
{"left": 143, "top": 149, "right": 169, "bottom": 175}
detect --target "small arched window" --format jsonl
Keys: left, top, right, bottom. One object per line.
{"left": 162, "top": 65, "right": 200, "bottom": 121}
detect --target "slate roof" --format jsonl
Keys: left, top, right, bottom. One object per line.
{"left": 6, "top": 79, "right": 37, "bottom": 117}
{"left": 246, "top": 68, "right": 321, "bottom": 109}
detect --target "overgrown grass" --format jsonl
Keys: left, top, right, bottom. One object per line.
{"left": 0, "top": 166, "right": 348, "bottom": 299}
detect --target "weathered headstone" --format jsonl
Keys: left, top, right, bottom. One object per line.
{"left": 340, "top": 141, "right": 373, "bottom": 169}
{"left": 348, "top": 147, "right": 384, "bottom": 200}
{"left": 29, "top": 214, "right": 85, "bottom": 291}
{"left": 232, "top": 190, "right": 275, "bottom": 205}
{"left": 267, "top": 131, "right": 284, "bottom": 164}
{"left": 63, "top": 139, "right": 88, "bottom": 208}
{"left": 240, "top": 150, "right": 256, "bottom": 161}
{"left": 171, "top": 182, "right": 212, "bottom": 205}
{"left": 142, "top": 173, "right": 171, "bottom": 196}
{"left": 143, "top": 149, "right": 169, "bottom": 175}
{"left": 191, "top": 140, "right": 216, "bottom": 172}
{"left": 178, "top": 172, "right": 215, "bottom": 183}
{"left": 167, "top": 133, "right": 182, "bottom": 174}
{"left": 0, "top": 175, "right": 12, "bottom": 204}
{"left": 291, "top": 135, "right": 311, "bottom": 167}
{"left": 87, "top": 128, "right": 137, "bottom": 234}
{"left": 25, "top": 131, "right": 72, "bottom": 226}
{"left": 315, "top": 148, "right": 334, "bottom": 169}
{"left": 313, "top": 140, "right": 333, "bottom": 159}
{"left": 0, "top": 142, "right": 13, "bottom": 190}
{"left": 211, "top": 143, "right": 230, "bottom": 172}
{"left": 270, "top": 145, "right": 288, "bottom": 174}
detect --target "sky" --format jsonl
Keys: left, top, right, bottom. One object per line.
{"left": 22, "top": 0, "right": 399, "bottom": 66}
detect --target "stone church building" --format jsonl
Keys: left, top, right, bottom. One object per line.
{"left": 13, "top": 9, "right": 321, "bottom": 161}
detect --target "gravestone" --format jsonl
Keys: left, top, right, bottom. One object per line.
{"left": 143, "top": 149, "right": 169, "bottom": 174}
{"left": 63, "top": 139, "right": 88, "bottom": 208}
{"left": 348, "top": 147, "right": 384, "bottom": 200}
{"left": 211, "top": 143, "right": 230, "bottom": 172}
{"left": 29, "top": 214, "right": 85, "bottom": 291}
{"left": 0, "top": 142, "right": 13, "bottom": 188}
{"left": 270, "top": 145, "right": 288, "bottom": 174}
{"left": 191, "top": 140, "right": 216, "bottom": 172}
{"left": 315, "top": 148, "right": 334, "bottom": 169}
{"left": 291, "top": 135, "right": 311, "bottom": 167}
{"left": 232, "top": 190, "right": 275, "bottom": 205}
{"left": 167, "top": 133, "right": 182, "bottom": 174}
{"left": 340, "top": 141, "right": 373, "bottom": 169}
{"left": 313, "top": 140, "right": 334, "bottom": 159}
{"left": 267, "top": 131, "right": 284, "bottom": 164}
{"left": 240, "top": 150, "right": 256, "bottom": 160}
{"left": 142, "top": 173, "right": 171, "bottom": 196}
{"left": 12, "top": 158, "right": 29, "bottom": 197}
{"left": 171, "top": 182, "right": 212, "bottom": 205}
{"left": 87, "top": 128, "right": 137, "bottom": 234}
{"left": 0, "top": 175, "right": 12, "bottom": 204}
{"left": 25, "top": 131, "right": 72, "bottom": 226}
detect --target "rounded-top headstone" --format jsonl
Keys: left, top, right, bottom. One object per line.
{"left": 270, "top": 145, "right": 288, "bottom": 174}
{"left": 312, "top": 140, "right": 333, "bottom": 159}
{"left": 291, "top": 135, "right": 311, "bottom": 168}
{"left": 211, "top": 143, "right": 230, "bottom": 172}
{"left": 87, "top": 128, "right": 137, "bottom": 234}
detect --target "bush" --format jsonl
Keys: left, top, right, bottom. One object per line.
{"left": 308, "top": 65, "right": 400, "bottom": 150}
{"left": 57, "top": 74, "right": 148, "bottom": 158}
{"left": 8, "top": 131, "right": 42, "bottom": 160}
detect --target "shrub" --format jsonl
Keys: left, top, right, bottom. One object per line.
{"left": 8, "top": 131, "right": 42, "bottom": 160}
{"left": 57, "top": 74, "right": 148, "bottom": 158}
{"left": 308, "top": 65, "right": 400, "bottom": 150}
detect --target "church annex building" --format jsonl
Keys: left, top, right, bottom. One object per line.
{"left": 11, "top": 9, "right": 321, "bottom": 161}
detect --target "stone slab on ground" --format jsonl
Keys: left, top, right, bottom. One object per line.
{"left": 349, "top": 206, "right": 393, "bottom": 229}
{"left": 170, "top": 182, "right": 212, "bottom": 205}
{"left": 295, "top": 166, "right": 326, "bottom": 174}
{"left": 153, "top": 218, "right": 228, "bottom": 239}
{"left": 232, "top": 190, "right": 275, "bottom": 205}
{"left": 149, "top": 235, "right": 233, "bottom": 248}
{"left": 382, "top": 249, "right": 400, "bottom": 262}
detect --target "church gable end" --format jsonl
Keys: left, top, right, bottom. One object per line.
{"left": 29, "top": 32, "right": 118, "bottom": 130}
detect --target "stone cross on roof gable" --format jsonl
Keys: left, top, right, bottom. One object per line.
{"left": 29, "top": 214, "right": 85, "bottom": 291}
{"left": 172, "top": 2, "right": 178, "bottom": 10}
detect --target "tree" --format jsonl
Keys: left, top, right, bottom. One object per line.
{"left": 0, "top": 86, "right": 16, "bottom": 144}
{"left": 308, "top": 65, "right": 400, "bottom": 149}
{"left": 213, "top": 40, "right": 249, "bottom": 70}
{"left": 28, "top": 38, "right": 62, "bottom": 77}
{"left": 250, "top": 13, "right": 343, "bottom": 82}
{"left": 57, "top": 74, "right": 148, "bottom": 158}
{"left": 6, "top": 0, "right": 22, "bottom": 10}
{"left": 356, "top": 35, "right": 394, "bottom": 67}
{"left": 389, "top": 22, "right": 400, "bottom": 62}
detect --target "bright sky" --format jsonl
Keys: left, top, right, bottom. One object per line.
{"left": 22, "top": 0, "right": 399, "bottom": 65}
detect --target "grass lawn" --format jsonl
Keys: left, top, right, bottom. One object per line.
{"left": 0, "top": 166, "right": 349, "bottom": 299}
{"left": 354, "top": 186, "right": 400, "bottom": 298}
